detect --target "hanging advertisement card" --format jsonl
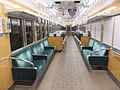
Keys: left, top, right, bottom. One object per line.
{"left": 0, "top": 17, "right": 3, "bottom": 36}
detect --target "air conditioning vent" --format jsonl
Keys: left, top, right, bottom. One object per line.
{"left": 55, "top": 1, "right": 61, "bottom": 4}
{"left": 74, "top": 1, "right": 80, "bottom": 3}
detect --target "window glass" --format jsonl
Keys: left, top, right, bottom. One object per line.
{"left": 10, "top": 18, "right": 24, "bottom": 51}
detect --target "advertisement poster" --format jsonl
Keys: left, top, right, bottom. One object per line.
{"left": 0, "top": 17, "right": 3, "bottom": 36}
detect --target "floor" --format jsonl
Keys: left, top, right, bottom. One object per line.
{"left": 14, "top": 36, "right": 120, "bottom": 90}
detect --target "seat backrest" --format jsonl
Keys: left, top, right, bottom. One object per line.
{"left": 43, "top": 39, "right": 49, "bottom": 46}
{"left": 99, "top": 44, "right": 109, "bottom": 56}
{"left": 12, "top": 48, "right": 33, "bottom": 67}
{"left": 93, "top": 41, "right": 101, "bottom": 51}
{"left": 30, "top": 44, "right": 43, "bottom": 55}
{"left": 39, "top": 42, "right": 45, "bottom": 52}
{"left": 88, "top": 39, "right": 95, "bottom": 47}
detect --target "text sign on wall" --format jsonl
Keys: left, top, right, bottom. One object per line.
{"left": 0, "top": 17, "right": 3, "bottom": 36}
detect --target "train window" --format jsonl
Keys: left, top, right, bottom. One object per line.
{"left": 36, "top": 22, "right": 41, "bottom": 40}
{"left": 42, "top": 24, "right": 45, "bottom": 38}
{"left": 10, "top": 18, "right": 24, "bottom": 51}
{"left": 25, "top": 20, "right": 33, "bottom": 45}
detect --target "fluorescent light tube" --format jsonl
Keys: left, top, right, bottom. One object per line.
{"left": 0, "top": 0, "right": 20, "bottom": 8}
{"left": 4, "top": 6, "right": 12, "bottom": 9}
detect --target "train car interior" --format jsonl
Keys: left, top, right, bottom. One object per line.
{"left": 0, "top": 0, "right": 120, "bottom": 90}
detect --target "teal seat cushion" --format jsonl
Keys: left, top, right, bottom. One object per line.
{"left": 13, "top": 48, "right": 33, "bottom": 67}
{"left": 83, "top": 50, "right": 92, "bottom": 55}
{"left": 39, "top": 43, "right": 45, "bottom": 51}
{"left": 91, "top": 52, "right": 102, "bottom": 56}
{"left": 43, "top": 39, "right": 49, "bottom": 46}
{"left": 98, "top": 45, "right": 108, "bottom": 56}
{"left": 80, "top": 45, "right": 85, "bottom": 49}
{"left": 93, "top": 41, "right": 101, "bottom": 51}
{"left": 88, "top": 39, "right": 95, "bottom": 47}
{"left": 31, "top": 44, "right": 43, "bottom": 55}
{"left": 83, "top": 50, "right": 92, "bottom": 60}
{"left": 42, "top": 50, "right": 54, "bottom": 57}
{"left": 32, "top": 60, "right": 46, "bottom": 71}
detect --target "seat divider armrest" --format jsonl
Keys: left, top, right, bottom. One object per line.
{"left": 33, "top": 54, "right": 48, "bottom": 62}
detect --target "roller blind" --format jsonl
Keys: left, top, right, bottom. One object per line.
{"left": 113, "top": 16, "right": 120, "bottom": 50}
{"left": 91, "top": 23, "right": 96, "bottom": 38}
{"left": 95, "top": 22, "right": 101, "bottom": 41}
{"left": 103, "top": 17, "right": 114, "bottom": 46}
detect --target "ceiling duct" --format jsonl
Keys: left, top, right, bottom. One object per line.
{"left": 74, "top": 1, "right": 80, "bottom": 3}
{"left": 55, "top": 1, "right": 61, "bottom": 4}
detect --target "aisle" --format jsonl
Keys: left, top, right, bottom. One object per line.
{"left": 15, "top": 36, "right": 119, "bottom": 90}
{"left": 37, "top": 36, "right": 119, "bottom": 90}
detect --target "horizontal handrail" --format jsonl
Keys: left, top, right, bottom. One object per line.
{"left": 63, "top": 36, "right": 66, "bottom": 45}
{"left": 74, "top": 36, "right": 80, "bottom": 42}
{"left": 11, "top": 57, "right": 35, "bottom": 67}
{"left": 112, "top": 50, "right": 120, "bottom": 56}
{"left": 0, "top": 57, "right": 10, "bottom": 62}
{"left": 0, "top": 57, "right": 35, "bottom": 67}
{"left": 90, "top": 48, "right": 110, "bottom": 55}
{"left": 11, "top": 38, "right": 47, "bottom": 55}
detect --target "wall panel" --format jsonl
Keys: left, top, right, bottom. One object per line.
{"left": 103, "top": 17, "right": 114, "bottom": 46}
{"left": 113, "top": 16, "right": 120, "bottom": 50}
{"left": 91, "top": 23, "right": 96, "bottom": 38}
{"left": 95, "top": 21, "right": 102, "bottom": 41}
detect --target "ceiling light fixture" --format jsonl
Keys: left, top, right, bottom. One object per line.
{"left": 4, "top": 6, "right": 12, "bottom": 10}
{"left": 96, "top": 6, "right": 117, "bottom": 16}
{"left": 19, "top": 10, "right": 40, "bottom": 17}
{"left": 0, "top": 0, "right": 20, "bottom": 8}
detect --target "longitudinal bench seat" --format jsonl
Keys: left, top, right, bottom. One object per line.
{"left": 81, "top": 38, "right": 110, "bottom": 70}
{"left": 30, "top": 41, "right": 55, "bottom": 62}
{"left": 11, "top": 39, "right": 56, "bottom": 85}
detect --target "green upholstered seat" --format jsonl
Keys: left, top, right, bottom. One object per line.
{"left": 80, "top": 38, "right": 95, "bottom": 50}
{"left": 31, "top": 44, "right": 43, "bottom": 55}
{"left": 42, "top": 50, "right": 54, "bottom": 57}
{"left": 83, "top": 50, "right": 92, "bottom": 60}
{"left": 83, "top": 44, "right": 108, "bottom": 57}
{"left": 12, "top": 48, "right": 33, "bottom": 67}
{"left": 43, "top": 39, "right": 49, "bottom": 46}
{"left": 32, "top": 60, "right": 46, "bottom": 71}
{"left": 88, "top": 39, "right": 95, "bottom": 47}
{"left": 83, "top": 50, "right": 92, "bottom": 55}
{"left": 92, "top": 41, "right": 101, "bottom": 51}
{"left": 12, "top": 48, "right": 46, "bottom": 70}
{"left": 30, "top": 42, "right": 54, "bottom": 61}
{"left": 11, "top": 47, "right": 47, "bottom": 83}
{"left": 43, "top": 40, "right": 56, "bottom": 50}
{"left": 81, "top": 40, "right": 109, "bottom": 70}
{"left": 11, "top": 39, "right": 56, "bottom": 84}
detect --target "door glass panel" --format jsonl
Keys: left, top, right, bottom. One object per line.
{"left": 10, "top": 18, "right": 24, "bottom": 51}
{"left": 36, "top": 23, "right": 41, "bottom": 40}
{"left": 25, "top": 20, "right": 33, "bottom": 45}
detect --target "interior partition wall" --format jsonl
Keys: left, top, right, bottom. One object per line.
{"left": 95, "top": 21, "right": 102, "bottom": 41}
{"left": 113, "top": 15, "right": 120, "bottom": 50}
{"left": 91, "top": 23, "right": 96, "bottom": 38}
